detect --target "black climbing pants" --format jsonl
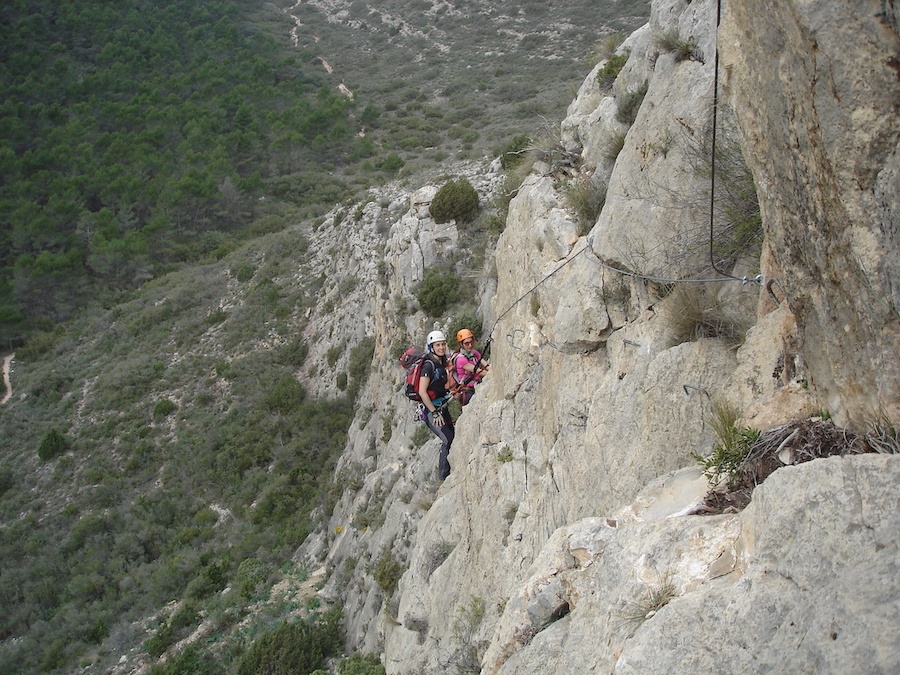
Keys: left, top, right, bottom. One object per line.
{"left": 424, "top": 407, "right": 455, "bottom": 480}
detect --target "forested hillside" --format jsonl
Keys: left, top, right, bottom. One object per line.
{"left": 1, "top": 0, "right": 362, "bottom": 336}
{"left": 1, "top": 0, "right": 648, "bottom": 344}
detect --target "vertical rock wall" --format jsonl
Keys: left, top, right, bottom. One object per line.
{"left": 721, "top": 0, "right": 900, "bottom": 424}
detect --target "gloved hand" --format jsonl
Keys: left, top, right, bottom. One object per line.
{"left": 430, "top": 410, "right": 444, "bottom": 427}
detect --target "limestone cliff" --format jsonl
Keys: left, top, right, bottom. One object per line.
{"left": 297, "top": 1, "right": 899, "bottom": 673}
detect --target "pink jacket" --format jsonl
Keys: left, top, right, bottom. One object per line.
{"left": 454, "top": 350, "right": 483, "bottom": 386}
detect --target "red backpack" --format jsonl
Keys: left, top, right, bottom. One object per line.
{"left": 400, "top": 347, "right": 439, "bottom": 402}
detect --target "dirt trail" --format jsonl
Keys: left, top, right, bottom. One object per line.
{"left": 283, "top": 3, "right": 354, "bottom": 99}
{"left": 1, "top": 353, "right": 13, "bottom": 405}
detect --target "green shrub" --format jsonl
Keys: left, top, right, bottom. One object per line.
{"left": 236, "top": 609, "right": 342, "bottom": 675}
{"left": 412, "top": 424, "right": 432, "bottom": 448}
{"left": 234, "top": 263, "right": 256, "bottom": 282}
{"left": 379, "top": 153, "right": 404, "bottom": 172}
{"left": 279, "top": 338, "right": 309, "bottom": 367}
{"left": 38, "top": 429, "right": 70, "bottom": 461}
{"left": 145, "top": 621, "right": 175, "bottom": 658}
{"left": 373, "top": 552, "right": 404, "bottom": 596}
{"left": 616, "top": 82, "right": 648, "bottom": 125}
{"left": 184, "top": 559, "right": 228, "bottom": 600}
{"left": 62, "top": 513, "right": 112, "bottom": 555}
{"left": 417, "top": 267, "right": 460, "bottom": 316}
{"left": 153, "top": 399, "right": 177, "bottom": 418}
{"left": 148, "top": 644, "right": 216, "bottom": 675}
{"left": 339, "top": 653, "right": 386, "bottom": 675}
{"left": 264, "top": 375, "right": 306, "bottom": 413}
{"left": 498, "top": 134, "right": 531, "bottom": 170}
{"left": 448, "top": 314, "right": 484, "bottom": 348}
{"left": 0, "top": 468, "right": 13, "bottom": 497}
{"left": 347, "top": 336, "right": 376, "bottom": 399}
{"left": 692, "top": 399, "right": 760, "bottom": 488}
{"left": 205, "top": 309, "right": 229, "bottom": 325}
{"left": 430, "top": 177, "right": 480, "bottom": 224}
{"left": 236, "top": 557, "right": 271, "bottom": 599}
{"left": 144, "top": 601, "right": 206, "bottom": 660}
{"left": 596, "top": 49, "right": 630, "bottom": 89}
{"left": 18, "top": 330, "right": 58, "bottom": 361}
{"left": 326, "top": 345, "right": 342, "bottom": 367}
{"left": 41, "top": 638, "right": 69, "bottom": 671}
{"left": 214, "top": 360, "right": 236, "bottom": 379}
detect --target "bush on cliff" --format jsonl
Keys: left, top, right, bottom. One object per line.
{"left": 430, "top": 177, "right": 480, "bottom": 224}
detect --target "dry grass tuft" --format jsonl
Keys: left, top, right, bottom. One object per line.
{"left": 665, "top": 285, "right": 751, "bottom": 348}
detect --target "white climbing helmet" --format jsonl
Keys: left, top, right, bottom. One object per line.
{"left": 426, "top": 330, "right": 447, "bottom": 347}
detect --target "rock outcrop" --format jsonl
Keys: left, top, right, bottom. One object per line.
{"left": 720, "top": 0, "right": 900, "bottom": 425}
{"left": 297, "top": 1, "right": 899, "bottom": 673}
{"left": 484, "top": 454, "right": 899, "bottom": 674}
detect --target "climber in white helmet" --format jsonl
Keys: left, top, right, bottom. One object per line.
{"left": 419, "top": 330, "right": 455, "bottom": 480}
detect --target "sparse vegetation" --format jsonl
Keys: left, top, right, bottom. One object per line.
{"left": 424, "top": 541, "right": 456, "bottom": 578}
{"left": 604, "top": 130, "right": 628, "bottom": 162}
{"left": 596, "top": 49, "right": 631, "bottom": 89}
{"left": 616, "top": 82, "right": 649, "bottom": 125}
{"left": 564, "top": 175, "right": 607, "bottom": 234}
{"left": 588, "top": 31, "right": 626, "bottom": 67}
{"left": 498, "top": 134, "right": 532, "bottom": 171}
{"left": 373, "top": 552, "right": 404, "bottom": 596}
{"left": 864, "top": 417, "right": 900, "bottom": 454}
{"left": 694, "top": 416, "right": 890, "bottom": 514}
{"left": 450, "top": 596, "right": 488, "bottom": 674}
{"left": 655, "top": 29, "right": 702, "bottom": 63}
{"left": 665, "top": 285, "right": 751, "bottom": 348}
{"left": 683, "top": 106, "right": 763, "bottom": 271}
{"left": 618, "top": 571, "right": 677, "bottom": 629}
{"left": 692, "top": 399, "right": 760, "bottom": 489}
{"left": 412, "top": 423, "right": 433, "bottom": 448}
{"left": 338, "top": 653, "right": 386, "bottom": 675}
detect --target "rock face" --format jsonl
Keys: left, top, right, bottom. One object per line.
{"left": 720, "top": 0, "right": 900, "bottom": 424}
{"left": 484, "top": 455, "right": 900, "bottom": 674}
{"left": 296, "top": 1, "right": 898, "bottom": 673}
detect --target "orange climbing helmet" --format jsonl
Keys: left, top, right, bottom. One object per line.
{"left": 456, "top": 328, "right": 475, "bottom": 344}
